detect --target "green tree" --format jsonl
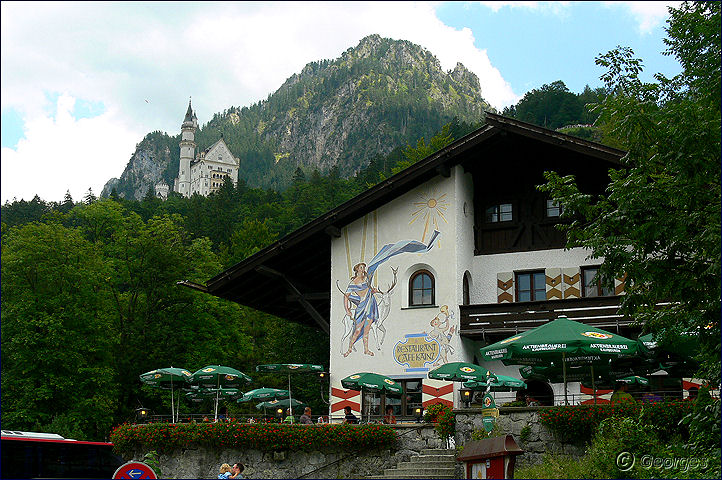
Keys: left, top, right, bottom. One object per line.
{"left": 1, "top": 221, "right": 117, "bottom": 440}
{"left": 83, "top": 188, "right": 97, "bottom": 204}
{"left": 225, "top": 218, "right": 278, "bottom": 267}
{"left": 540, "top": 1, "right": 720, "bottom": 380}
{"left": 395, "top": 123, "right": 455, "bottom": 175}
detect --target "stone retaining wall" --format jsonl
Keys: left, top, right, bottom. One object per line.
{"left": 454, "top": 407, "right": 584, "bottom": 468}
{"left": 127, "top": 424, "right": 445, "bottom": 479}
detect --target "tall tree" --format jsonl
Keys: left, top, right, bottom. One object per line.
{"left": 1, "top": 221, "right": 117, "bottom": 440}
{"left": 540, "top": 1, "right": 720, "bottom": 380}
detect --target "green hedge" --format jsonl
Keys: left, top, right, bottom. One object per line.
{"left": 110, "top": 422, "right": 397, "bottom": 457}
{"left": 538, "top": 400, "right": 693, "bottom": 444}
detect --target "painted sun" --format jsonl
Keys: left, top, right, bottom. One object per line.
{"left": 409, "top": 190, "right": 448, "bottom": 242}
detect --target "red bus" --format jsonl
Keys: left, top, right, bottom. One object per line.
{"left": 1, "top": 430, "right": 124, "bottom": 479}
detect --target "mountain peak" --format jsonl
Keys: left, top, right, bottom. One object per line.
{"left": 104, "top": 36, "right": 491, "bottom": 199}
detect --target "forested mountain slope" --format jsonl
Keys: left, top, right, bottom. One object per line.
{"left": 103, "top": 34, "right": 492, "bottom": 200}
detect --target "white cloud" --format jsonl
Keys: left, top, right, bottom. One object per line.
{"left": 603, "top": 1, "right": 682, "bottom": 34}
{"left": 1, "top": 94, "right": 141, "bottom": 203}
{"left": 477, "top": 1, "right": 571, "bottom": 15}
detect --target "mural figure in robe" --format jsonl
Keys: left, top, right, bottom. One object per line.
{"left": 342, "top": 230, "right": 440, "bottom": 357}
{"left": 426, "top": 305, "right": 455, "bottom": 366}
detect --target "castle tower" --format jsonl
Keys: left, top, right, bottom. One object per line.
{"left": 175, "top": 99, "right": 197, "bottom": 197}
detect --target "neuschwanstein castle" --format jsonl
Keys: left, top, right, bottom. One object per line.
{"left": 157, "top": 100, "right": 240, "bottom": 199}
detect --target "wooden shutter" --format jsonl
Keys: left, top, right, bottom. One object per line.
{"left": 545, "top": 268, "right": 562, "bottom": 300}
{"left": 562, "top": 267, "right": 581, "bottom": 299}
{"left": 497, "top": 272, "right": 513, "bottom": 303}
{"left": 615, "top": 274, "right": 627, "bottom": 295}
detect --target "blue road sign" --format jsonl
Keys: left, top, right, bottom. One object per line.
{"left": 113, "top": 461, "right": 157, "bottom": 479}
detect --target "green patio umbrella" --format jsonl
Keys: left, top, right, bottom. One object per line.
{"left": 579, "top": 375, "right": 649, "bottom": 390}
{"left": 520, "top": 364, "right": 615, "bottom": 384}
{"left": 464, "top": 374, "right": 526, "bottom": 392}
{"left": 185, "top": 388, "right": 241, "bottom": 421}
{"left": 615, "top": 375, "right": 649, "bottom": 386}
{"left": 185, "top": 388, "right": 242, "bottom": 401}
{"left": 255, "top": 398, "right": 306, "bottom": 410}
{"left": 256, "top": 364, "right": 324, "bottom": 374}
{"left": 139, "top": 367, "right": 192, "bottom": 423}
{"left": 191, "top": 366, "right": 252, "bottom": 421}
{"left": 479, "top": 317, "right": 641, "bottom": 404}
{"left": 341, "top": 372, "right": 403, "bottom": 422}
{"left": 428, "top": 362, "right": 497, "bottom": 382}
{"left": 637, "top": 333, "right": 700, "bottom": 376}
{"left": 237, "top": 388, "right": 290, "bottom": 403}
{"left": 256, "top": 364, "right": 324, "bottom": 418}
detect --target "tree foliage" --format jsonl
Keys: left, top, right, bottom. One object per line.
{"left": 539, "top": 1, "right": 721, "bottom": 380}
{"left": 503, "top": 81, "right": 606, "bottom": 130}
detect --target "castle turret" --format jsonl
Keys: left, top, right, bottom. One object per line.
{"left": 175, "top": 99, "right": 196, "bottom": 197}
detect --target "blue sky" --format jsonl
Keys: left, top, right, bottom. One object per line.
{"left": 1, "top": 1, "right": 682, "bottom": 203}
{"left": 436, "top": 2, "right": 681, "bottom": 94}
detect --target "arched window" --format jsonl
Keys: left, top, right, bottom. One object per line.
{"left": 409, "top": 270, "right": 435, "bottom": 306}
{"left": 463, "top": 271, "right": 471, "bottom": 305}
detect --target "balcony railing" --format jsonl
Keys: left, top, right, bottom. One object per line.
{"left": 460, "top": 295, "right": 633, "bottom": 340}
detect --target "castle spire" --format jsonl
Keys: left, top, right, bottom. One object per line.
{"left": 184, "top": 98, "right": 193, "bottom": 122}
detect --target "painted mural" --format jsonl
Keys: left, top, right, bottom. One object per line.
{"left": 338, "top": 230, "right": 440, "bottom": 357}
{"left": 393, "top": 304, "right": 458, "bottom": 372}
{"left": 410, "top": 188, "right": 449, "bottom": 245}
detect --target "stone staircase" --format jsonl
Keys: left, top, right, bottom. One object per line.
{"left": 366, "top": 448, "right": 459, "bottom": 479}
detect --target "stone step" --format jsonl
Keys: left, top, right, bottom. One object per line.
{"left": 395, "top": 462, "right": 456, "bottom": 470}
{"left": 384, "top": 466, "right": 456, "bottom": 477}
{"left": 379, "top": 473, "right": 456, "bottom": 479}
{"left": 411, "top": 454, "right": 457, "bottom": 462}
{"left": 420, "top": 448, "right": 456, "bottom": 456}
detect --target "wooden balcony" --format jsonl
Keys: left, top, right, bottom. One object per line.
{"left": 460, "top": 296, "right": 636, "bottom": 341}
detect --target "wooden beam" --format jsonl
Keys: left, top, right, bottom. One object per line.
{"left": 324, "top": 225, "right": 342, "bottom": 238}
{"left": 285, "top": 292, "right": 330, "bottom": 302}
{"left": 435, "top": 163, "right": 451, "bottom": 178}
{"left": 255, "top": 265, "right": 330, "bottom": 334}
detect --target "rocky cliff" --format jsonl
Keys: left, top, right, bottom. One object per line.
{"left": 104, "top": 34, "right": 493, "bottom": 198}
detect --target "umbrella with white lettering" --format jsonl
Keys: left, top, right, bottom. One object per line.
{"left": 478, "top": 317, "right": 640, "bottom": 404}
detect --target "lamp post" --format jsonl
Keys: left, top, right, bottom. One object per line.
{"left": 136, "top": 407, "right": 149, "bottom": 424}
{"left": 415, "top": 407, "right": 423, "bottom": 423}
{"left": 460, "top": 388, "right": 472, "bottom": 408}
{"left": 319, "top": 372, "right": 330, "bottom": 405}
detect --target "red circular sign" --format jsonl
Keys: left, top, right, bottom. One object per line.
{"left": 113, "top": 461, "right": 157, "bottom": 479}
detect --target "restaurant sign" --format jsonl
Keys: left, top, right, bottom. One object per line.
{"left": 481, "top": 393, "right": 498, "bottom": 433}
{"left": 394, "top": 333, "right": 439, "bottom": 372}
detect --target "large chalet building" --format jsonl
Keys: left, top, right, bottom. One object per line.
{"left": 181, "top": 113, "right": 689, "bottom": 420}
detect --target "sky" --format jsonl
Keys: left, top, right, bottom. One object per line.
{"left": 1, "top": 1, "right": 683, "bottom": 204}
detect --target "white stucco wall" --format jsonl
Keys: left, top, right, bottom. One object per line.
{"left": 327, "top": 164, "right": 608, "bottom": 416}
{"left": 471, "top": 248, "right": 601, "bottom": 304}
{"left": 329, "top": 168, "right": 477, "bottom": 419}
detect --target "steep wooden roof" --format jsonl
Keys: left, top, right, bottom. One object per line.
{"left": 179, "top": 113, "right": 625, "bottom": 332}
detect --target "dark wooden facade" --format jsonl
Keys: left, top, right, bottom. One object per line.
{"left": 460, "top": 130, "right": 614, "bottom": 255}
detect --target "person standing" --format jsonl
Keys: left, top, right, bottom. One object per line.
{"left": 383, "top": 406, "right": 396, "bottom": 424}
{"left": 299, "top": 407, "right": 313, "bottom": 424}
{"left": 610, "top": 383, "right": 635, "bottom": 404}
{"left": 343, "top": 406, "right": 358, "bottom": 424}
